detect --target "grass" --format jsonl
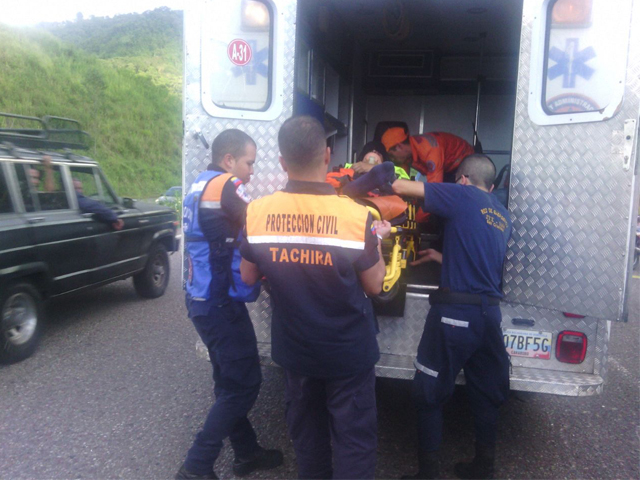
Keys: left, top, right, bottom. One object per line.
{"left": 0, "top": 20, "right": 182, "bottom": 199}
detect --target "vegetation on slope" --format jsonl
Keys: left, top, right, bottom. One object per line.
{"left": 0, "top": 9, "right": 183, "bottom": 198}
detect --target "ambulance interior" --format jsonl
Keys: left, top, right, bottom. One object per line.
{"left": 293, "top": 0, "right": 523, "bottom": 306}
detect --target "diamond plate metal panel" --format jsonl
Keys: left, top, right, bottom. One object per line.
{"left": 182, "top": 0, "right": 297, "bottom": 287}
{"left": 183, "top": 0, "right": 296, "bottom": 195}
{"left": 504, "top": 0, "right": 640, "bottom": 320}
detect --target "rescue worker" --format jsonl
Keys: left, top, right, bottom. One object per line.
{"left": 176, "top": 129, "right": 283, "bottom": 480}
{"left": 382, "top": 128, "right": 475, "bottom": 184}
{"left": 391, "top": 154, "right": 512, "bottom": 480}
{"left": 239, "top": 115, "right": 391, "bottom": 479}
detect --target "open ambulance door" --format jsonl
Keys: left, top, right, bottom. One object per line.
{"left": 183, "top": 0, "right": 296, "bottom": 200}
{"left": 183, "top": 0, "right": 296, "bottom": 351}
{"left": 504, "top": 0, "right": 640, "bottom": 321}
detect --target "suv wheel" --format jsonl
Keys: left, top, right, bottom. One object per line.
{"left": 134, "top": 243, "right": 170, "bottom": 298}
{"left": 0, "top": 282, "right": 43, "bottom": 364}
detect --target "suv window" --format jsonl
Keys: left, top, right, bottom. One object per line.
{"left": 14, "top": 164, "right": 36, "bottom": 212}
{"left": 22, "top": 163, "right": 70, "bottom": 211}
{"left": 97, "top": 170, "right": 119, "bottom": 207}
{"left": 69, "top": 166, "right": 101, "bottom": 199}
{"left": 0, "top": 166, "right": 13, "bottom": 214}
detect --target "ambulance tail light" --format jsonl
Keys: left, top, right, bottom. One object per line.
{"left": 551, "top": 0, "right": 592, "bottom": 25}
{"left": 556, "top": 330, "right": 587, "bottom": 364}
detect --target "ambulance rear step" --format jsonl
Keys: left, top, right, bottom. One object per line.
{"left": 240, "top": 343, "right": 603, "bottom": 397}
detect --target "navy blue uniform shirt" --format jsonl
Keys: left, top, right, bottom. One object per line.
{"left": 240, "top": 180, "right": 381, "bottom": 378}
{"left": 424, "top": 183, "right": 512, "bottom": 298}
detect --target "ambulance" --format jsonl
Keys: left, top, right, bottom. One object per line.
{"left": 183, "top": 0, "right": 640, "bottom": 396}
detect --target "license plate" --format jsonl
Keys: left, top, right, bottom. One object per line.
{"left": 503, "top": 329, "right": 552, "bottom": 360}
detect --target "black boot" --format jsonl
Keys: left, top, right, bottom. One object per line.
{"left": 232, "top": 446, "right": 284, "bottom": 477}
{"left": 454, "top": 443, "right": 495, "bottom": 480}
{"left": 175, "top": 464, "right": 218, "bottom": 480}
{"left": 401, "top": 450, "right": 440, "bottom": 479}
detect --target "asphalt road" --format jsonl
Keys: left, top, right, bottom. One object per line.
{"left": 1, "top": 253, "right": 638, "bottom": 480}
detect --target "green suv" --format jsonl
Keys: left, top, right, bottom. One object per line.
{"left": 0, "top": 113, "right": 179, "bottom": 363}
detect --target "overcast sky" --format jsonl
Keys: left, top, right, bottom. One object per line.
{"left": 2, "top": 0, "right": 184, "bottom": 27}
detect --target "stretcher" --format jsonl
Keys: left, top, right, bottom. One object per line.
{"left": 352, "top": 195, "right": 420, "bottom": 301}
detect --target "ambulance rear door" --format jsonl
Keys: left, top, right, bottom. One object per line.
{"left": 183, "top": 0, "right": 297, "bottom": 352}
{"left": 504, "top": 0, "right": 640, "bottom": 321}
{"left": 183, "top": 0, "right": 296, "bottom": 200}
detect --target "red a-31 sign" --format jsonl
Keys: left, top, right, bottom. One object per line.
{"left": 228, "top": 39, "right": 252, "bottom": 66}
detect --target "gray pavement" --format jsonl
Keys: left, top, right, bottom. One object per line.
{"left": 0, "top": 253, "right": 638, "bottom": 479}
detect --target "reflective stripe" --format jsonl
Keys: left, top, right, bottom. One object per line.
{"left": 247, "top": 235, "right": 365, "bottom": 250}
{"left": 441, "top": 316, "right": 469, "bottom": 328}
{"left": 201, "top": 201, "right": 221, "bottom": 209}
{"left": 414, "top": 359, "right": 438, "bottom": 378}
{"left": 189, "top": 179, "right": 209, "bottom": 194}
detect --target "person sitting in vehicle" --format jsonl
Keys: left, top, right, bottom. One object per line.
{"left": 29, "top": 157, "right": 68, "bottom": 210}
{"left": 33, "top": 156, "right": 123, "bottom": 230}
{"left": 73, "top": 178, "right": 124, "bottom": 230}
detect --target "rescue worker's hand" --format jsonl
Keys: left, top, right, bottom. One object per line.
{"left": 353, "top": 162, "right": 374, "bottom": 174}
{"left": 42, "top": 155, "right": 52, "bottom": 167}
{"left": 373, "top": 220, "right": 392, "bottom": 240}
{"left": 410, "top": 248, "right": 442, "bottom": 265}
{"left": 112, "top": 219, "right": 124, "bottom": 231}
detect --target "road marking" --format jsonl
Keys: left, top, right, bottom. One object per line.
{"left": 633, "top": 275, "right": 640, "bottom": 279}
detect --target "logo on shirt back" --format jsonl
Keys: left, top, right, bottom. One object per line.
{"left": 481, "top": 207, "right": 508, "bottom": 232}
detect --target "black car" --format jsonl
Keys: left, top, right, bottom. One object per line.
{"left": 0, "top": 113, "right": 179, "bottom": 363}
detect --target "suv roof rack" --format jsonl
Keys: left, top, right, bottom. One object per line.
{"left": 0, "top": 112, "right": 91, "bottom": 151}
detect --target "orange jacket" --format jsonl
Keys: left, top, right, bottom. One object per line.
{"left": 409, "top": 132, "right": 475, "bottom": 183}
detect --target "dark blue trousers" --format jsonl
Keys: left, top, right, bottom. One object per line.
{"left": 284, "top": 367, "right": 378, "bottom": 480}
{"left": 184, "top": 301, "right": 262, "bottom": 475}
{"left": 412, "top": 302, "right": 510, "bottom": 452}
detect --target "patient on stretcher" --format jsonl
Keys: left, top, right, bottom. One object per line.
{"left": 326, "top": 141, "right": 409, "bottom": 224}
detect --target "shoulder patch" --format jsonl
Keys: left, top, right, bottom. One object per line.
{"left": 232, "top": 180, "right": 252, "bottom": 204}
{"left": 426, "top": 161, "right": 436, "bottom": 173}
{"left": 231, "top": 176, "right": 243, "bottom": 187}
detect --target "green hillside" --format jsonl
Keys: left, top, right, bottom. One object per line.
{"left": 0, "top": 9, "right": 183, "bottom": 199}
{"left": 44, "top": 8, "right": 183, "bottom": 96}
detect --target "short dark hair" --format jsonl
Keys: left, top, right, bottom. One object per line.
{"left": 208, "top": 129, "right": 255, "bottom": 168}
{"left": 456, "top": 154, "right": 496, "bottom": 190}
{"left": 278, "top": 115, "right": 326, "bottom": 172}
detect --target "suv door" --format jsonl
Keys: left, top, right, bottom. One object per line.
{"left": 13, "top": 161, "right": 97, "bottom": 295}
{"left": 0, "top": 162, "right": 35, "bottom": 283}
{"left": 69, "top": 165, "right": 143, "bottom": 281}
